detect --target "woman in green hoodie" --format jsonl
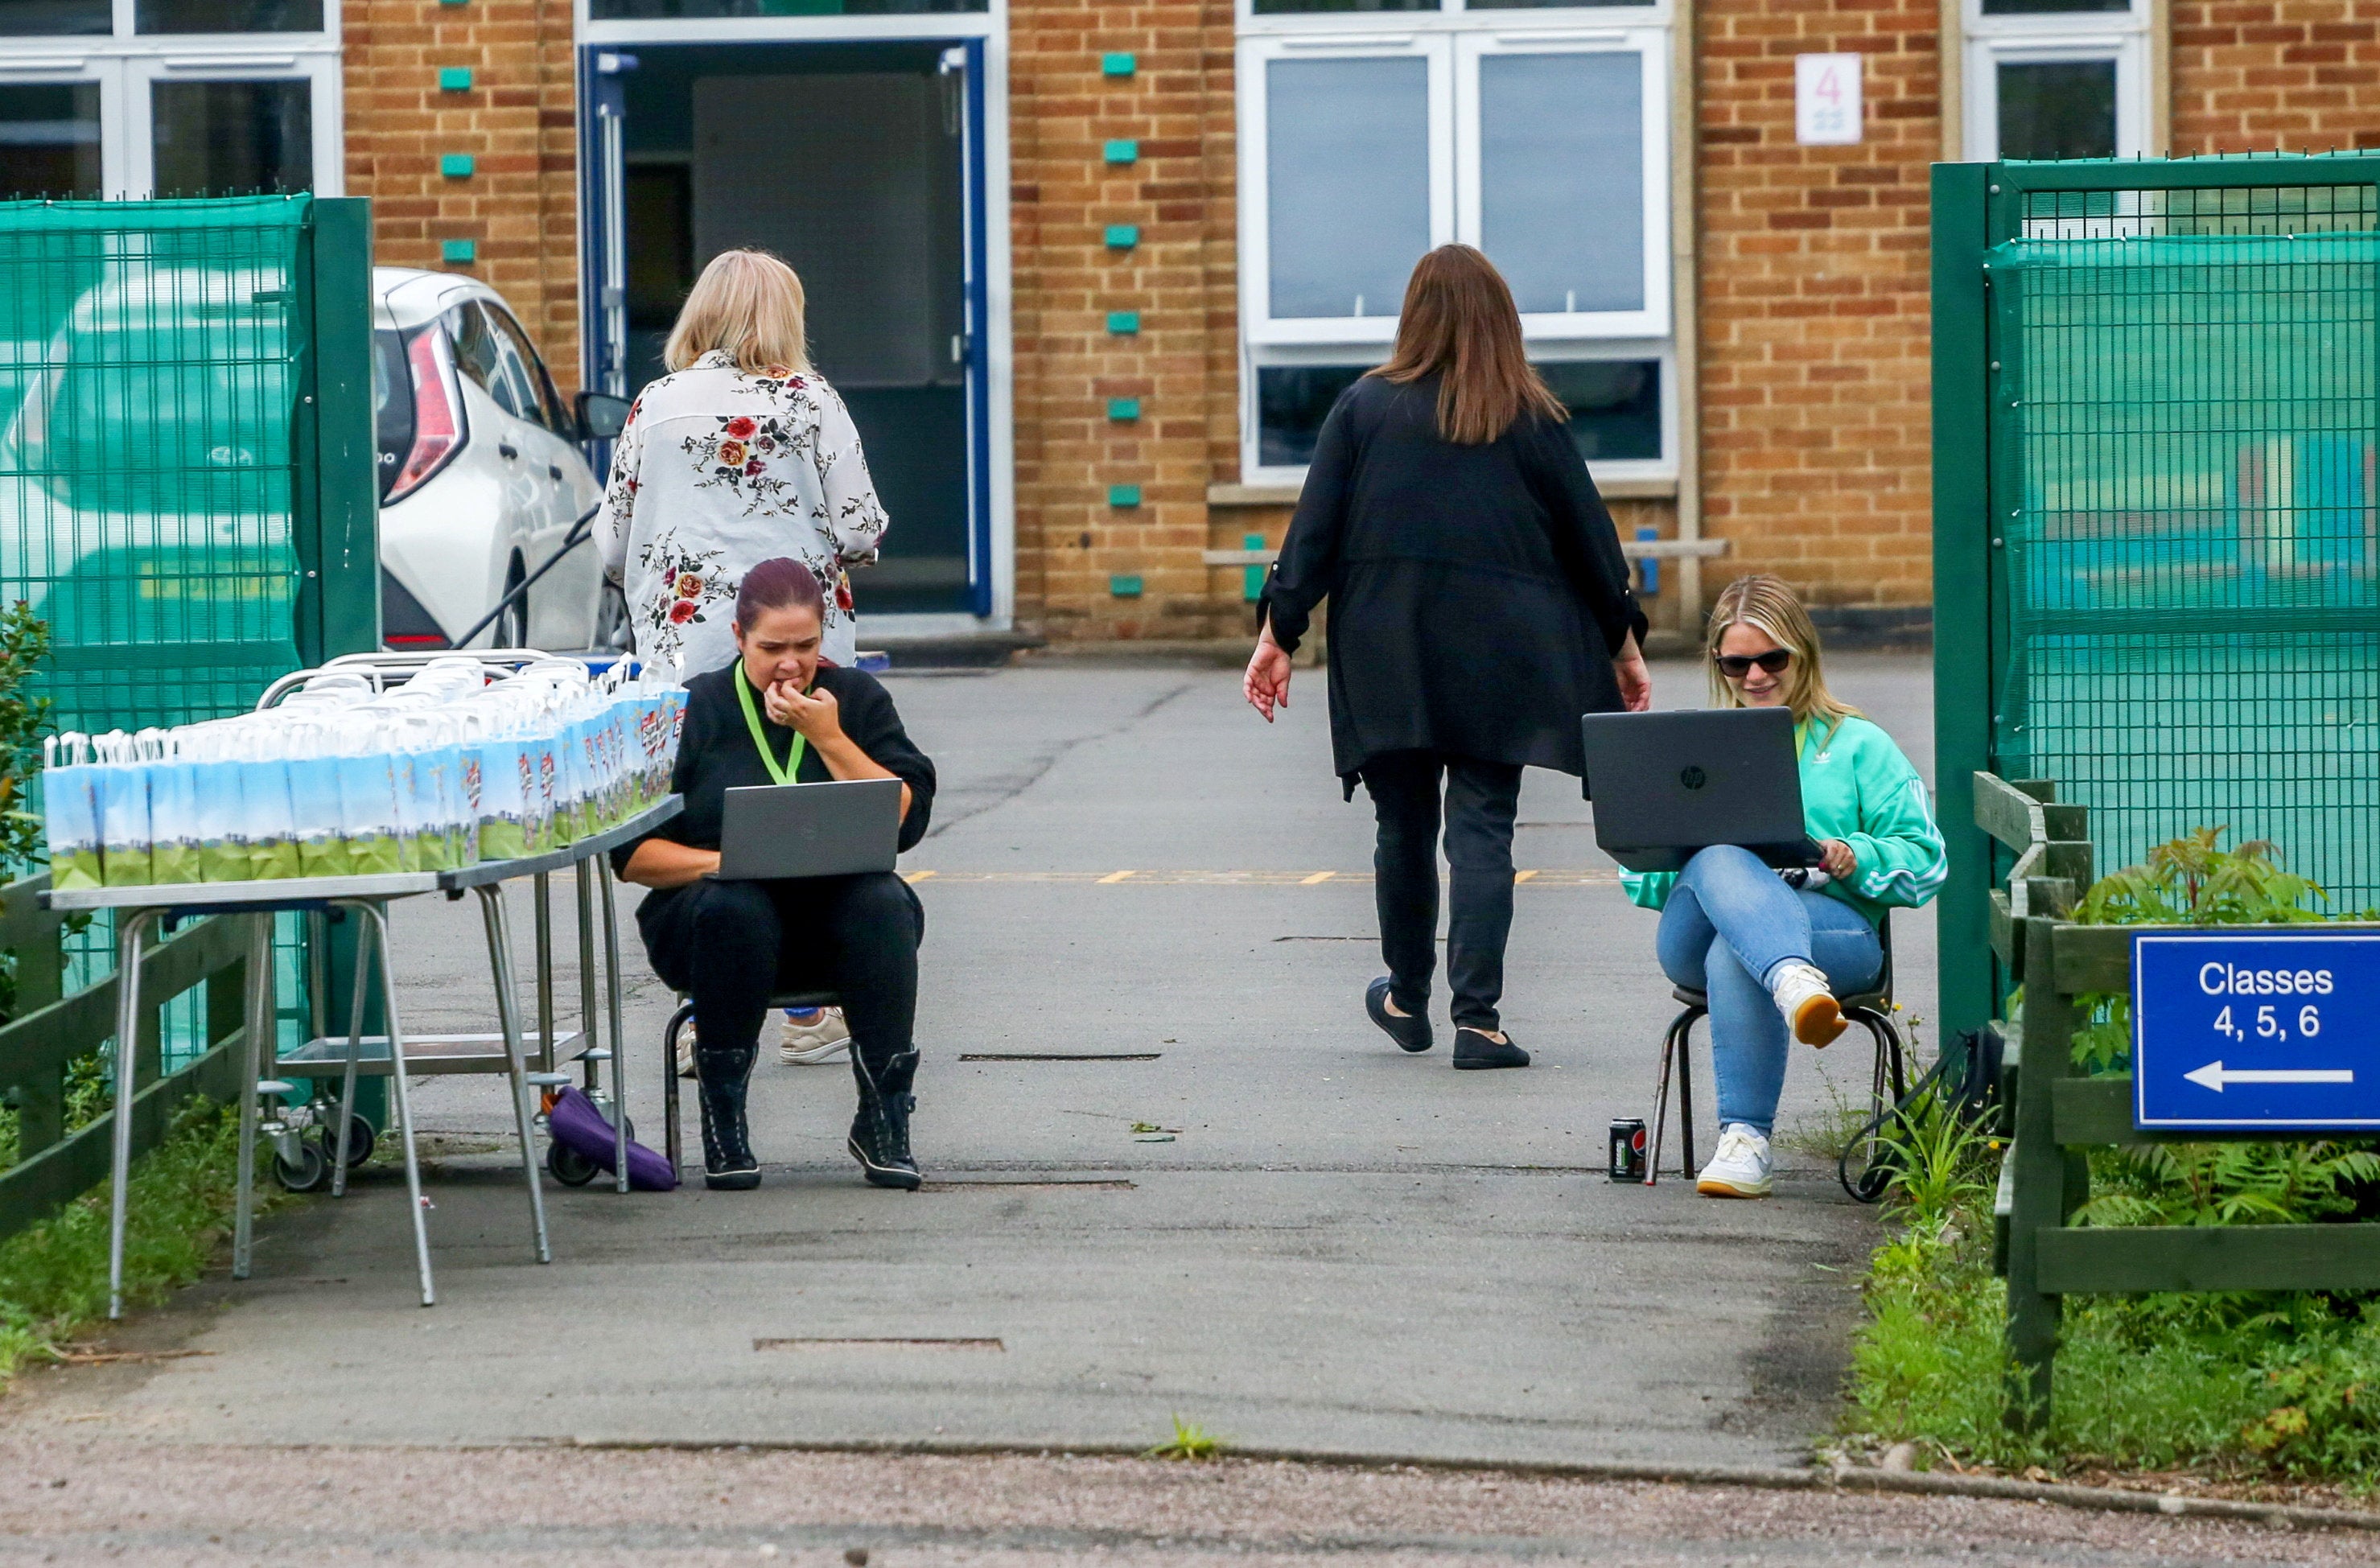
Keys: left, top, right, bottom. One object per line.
{"left": 1621, "top": 576, "right": 1946, "bottom": 1198}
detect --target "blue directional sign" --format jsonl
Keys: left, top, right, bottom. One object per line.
{"left": 2134, "top": 932, "right": 2380, "bottom": 1130}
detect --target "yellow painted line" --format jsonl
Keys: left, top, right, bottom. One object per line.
{"left": 904, "top": 869, "right": 937, "bottom": 884}
{"left": 893, "top": 869, "right": 1624, "bottom": 886}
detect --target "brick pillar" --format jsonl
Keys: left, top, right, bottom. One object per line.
{"left": 1696, "top": 0, "right": 1938, "bottom": 612}
{"left": 1011, "top": 0, "right": 1233, "bottom": 641}
{"left": 345, "top": 0, "right": 582, "bottom": 391}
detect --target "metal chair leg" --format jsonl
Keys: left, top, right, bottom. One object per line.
{"left": 1646, "top": 1006, "right": 1706, "bottom": 1187}
{"left": 662, "top": 1002, "right": 693, "bottom": 1176}
{"left": 1675, "top": 1015, "right": 1698, "bottom": 1179}
{"left": 330, "top": 909, "right": 372, "bottom": 1198}
{"left": 1646, "top": 1015, "right": 1678, "bottom": 1187}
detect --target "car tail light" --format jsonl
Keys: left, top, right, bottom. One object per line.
{"left": 385, "top": 325, "right": 467, "bottom": 504}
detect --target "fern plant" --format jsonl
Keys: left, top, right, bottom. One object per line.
{"left": 2075, "top": 1141, "right": 2380, "bottom": 1229}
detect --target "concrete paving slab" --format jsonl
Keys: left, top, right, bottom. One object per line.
{"left": 8, "top": 655, "right": 1941, "bottom": 1469}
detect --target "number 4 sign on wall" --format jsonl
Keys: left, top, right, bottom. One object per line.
{"left": 1795, "top": 55, "right": 1863, "bottom": 146}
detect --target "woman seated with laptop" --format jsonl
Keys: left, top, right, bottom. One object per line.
{"left": 615, "top": 558, "right": 936, "bottom": 1193}
{"left": 1621, "top": 575, "right": 1944, "bottom": 1200}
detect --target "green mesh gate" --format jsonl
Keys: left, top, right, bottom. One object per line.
{"left": 1936, "top": 159, "right": 2380, "bottom": 1040}
{"left": 0, "top": 195, "right": 379, "bottom": 1056}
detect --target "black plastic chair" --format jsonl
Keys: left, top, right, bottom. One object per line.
{"left": 661, "top": 989, "right": 840, "bottom": 1174}
{"left": 1645, "top": 916, "right": 1905, "bottom": 1186}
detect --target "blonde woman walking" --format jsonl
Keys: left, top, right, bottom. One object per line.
{"left": 599, "top": 248, "right": 889, "bottom": 680}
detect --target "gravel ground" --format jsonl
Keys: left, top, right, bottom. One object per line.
{"left": 0, "top": 1442, "right": 2364, "bottom": 1566}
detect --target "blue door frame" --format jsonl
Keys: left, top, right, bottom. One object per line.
{"left": 575, "top": 39, "right": 996, "bottom": 620}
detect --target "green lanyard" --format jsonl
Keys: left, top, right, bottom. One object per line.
{"left": 735, "top": 664, "right": 807, "bottom": 785}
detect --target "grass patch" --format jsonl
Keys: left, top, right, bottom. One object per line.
{"left": 1146, "top": 1414, "right": 1224, "bottom": 1460}
{"left": 0, "top": 1097, "right": 267, "bottom": 1385}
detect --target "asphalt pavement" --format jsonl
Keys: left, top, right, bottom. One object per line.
{"left": 7, "top": 654, "right": 1939, "bottom": 1470}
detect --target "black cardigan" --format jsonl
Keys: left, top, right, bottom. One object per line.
{"left": 1259, "top": 373, "right": 1649, "bottom": 787}
{"left": 611, "top": 662, "right": 937, "bottom": 883}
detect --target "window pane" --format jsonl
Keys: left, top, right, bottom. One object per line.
{"left": 1996, "top": 60, "right": 2116, "bottom": 160}
{"left": 0, "top": 0, "right": 108, "bottom": 34}
{"left": 139, "top": 0, "right": 323, "bottom": 29}
{"left": 447, "top": 305, "right": 525, "bottom": 421}
{"left": 1480, "top": 52, "right": 1643, "bottom": 315}
{"left": 1982, "top": 0, "right": 2127, "bottom": 13}
{"left": 588, "top": 0, "right": 986, "bottom": 16}
{"left": 1258, "top": 360, "right": 1662, "bottom": 467}
{"left": 1256, "top": 365, "right": 1368, "bottom": 468}
{"left": 1252, "top": 0, "right": 1435, "bottom": 11}
{"left": 0, "top": 83, "right": 100, "bottom": 199}
{"left": 1266, "top": 56, "right": 1432, "bottom": 320}
{"left": 152, "top": 80, "right": 314, "bottom": 195}
{"left": 1542, "top": 360, "right": 1660, "bottom": 463}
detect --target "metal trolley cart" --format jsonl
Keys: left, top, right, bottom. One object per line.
{"left": 48, "top": 651, "right": 678, "bottom": 1318}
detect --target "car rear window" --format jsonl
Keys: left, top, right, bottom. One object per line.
{"left": 373, "top": 327, "right": 414, "bottom": 503}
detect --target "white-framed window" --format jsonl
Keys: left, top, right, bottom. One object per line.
{"left": 1236, "top": 0, "right": 1674, "bottom": 484}
{"left": 0, "top": 0, "right": 341, "bottom": 200}
{"left": 1962, "top": 0, "right": 2148, "bottom": 162}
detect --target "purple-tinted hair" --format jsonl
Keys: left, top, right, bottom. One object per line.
{"left": 734, "top": 558, "right": 826, "bottom": 627}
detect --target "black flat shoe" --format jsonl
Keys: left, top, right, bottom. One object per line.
{"left": 1451, "top": 1027, "right": 1530, "bottom": 1070}
{"left": 1366, "top": 977, "right": 1434, "bottom": 1053}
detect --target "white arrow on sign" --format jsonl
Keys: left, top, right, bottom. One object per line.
{"left": 2184, "top": 1060, "right": 2355, "bottom": 1093}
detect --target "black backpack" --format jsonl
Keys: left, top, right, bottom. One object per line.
{"left": 1839, "top": 1027, "right": 2003, "bottom": 1203}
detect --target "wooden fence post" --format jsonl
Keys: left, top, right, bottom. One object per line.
{"left": 2004, "top": 915, "right": 2078, "bottom": 1433}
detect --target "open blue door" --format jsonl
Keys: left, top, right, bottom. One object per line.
{"left": 948, "top": 39, "right": 994, "bottom": 618}
{"left": 578, "top": 47, "right": 635, "bottom": 475}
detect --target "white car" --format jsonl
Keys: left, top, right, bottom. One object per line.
{"left": 373, "top": 268, "right": 629, "bottom": 651}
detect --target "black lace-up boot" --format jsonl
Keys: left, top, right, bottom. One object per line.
{"left": 695, "top": 1042, "right": 761, "bottom": 1190}
{"left": 848, "top": 1050, "right": 921, "bottom": 1191}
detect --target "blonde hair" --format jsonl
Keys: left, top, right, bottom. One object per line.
{"left": 664, "top": 249, "right": 812, "bottom": 376}
{"left": 1705, "top": 574, "right": 1859, "bottom": 730}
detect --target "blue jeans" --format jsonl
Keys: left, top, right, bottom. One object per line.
{"left": 1654, "top": 845, "right": 1883, "bottom": 1139}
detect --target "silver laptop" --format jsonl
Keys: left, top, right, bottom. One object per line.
{"left": 714, "top": 778, "right": 904, "bottom": 881}
{"left": 1579, "top": 707, "right": 1823, "bottom": 875}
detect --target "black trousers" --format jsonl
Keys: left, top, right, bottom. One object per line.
{"left": 638, "top": 872, "right": 924, "bottom": 1077}
{"left": 1361, "top": 750, "right": 1524, "bottom": 1032}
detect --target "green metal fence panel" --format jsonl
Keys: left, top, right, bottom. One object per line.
{"left": 0, "top": 195, "right": 377, "bottom": 1065}
{"left": 1935, "top": 156, "right": 2380, "bottom": 1042}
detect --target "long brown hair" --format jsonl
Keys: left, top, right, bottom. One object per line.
{"left": 1369, "top": 245, "right": 1566, "bottom": 445}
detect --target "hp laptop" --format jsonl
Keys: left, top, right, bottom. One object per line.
{"left": 714, "top": 777, "right": 904, "bottom": 881}
{"left": 1579, "top": 707, "right": 1824, "bottom": 875}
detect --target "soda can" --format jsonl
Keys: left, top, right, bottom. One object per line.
{"left": 1608, "top": 1117, "right": 1648, "bottom": 1183}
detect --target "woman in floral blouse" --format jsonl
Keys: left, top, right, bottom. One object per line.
{"left": 599, "top": 248, "right": 890, "bottom": 678}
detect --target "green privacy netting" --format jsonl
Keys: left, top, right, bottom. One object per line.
{"left": 0, "top": 195, "right": 312, "bottom": 739}
{"left": 0, "top": 196, "right": 318, "bottom": 1064}
{"left": 1991, "top": 228, "right": 2380, "bottom": 910}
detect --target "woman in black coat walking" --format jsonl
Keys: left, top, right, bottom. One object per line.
{"left": 1245, "top": 245, "right": 1652, "bottom": 1070}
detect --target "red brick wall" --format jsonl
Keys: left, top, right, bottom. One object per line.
{"left": 1694, "top": 0, "right": 1940, "bottom": 613}
{"left": 344, "top": 0, "right": 582, "bottom": 391}
{"left": 1009, "top": 0, "right": 1243, "bottom": 642}
{"left": 2170, "top": 0, "right": 2380, "bottom": 152}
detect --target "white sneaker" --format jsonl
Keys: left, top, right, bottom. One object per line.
{"left": 780, "top": 1006, "right": 852, "bottom": 1065}
{"left": 1696, "top": 1124, "right": 1774, "bottom": 1198}
{"left": 674, "top": 1014, "right": 698, "bottom": 1079}
{"left": 1769, "top": 961, "right": 1847, "bottom": 1047}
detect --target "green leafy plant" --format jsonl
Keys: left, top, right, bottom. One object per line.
{"left": 0, "top": 1098, "right": 269, "bottom": 1385}
{"left": 2076, "top": 1141, "right": 2380, "bottom": 1229}
{"left": 2075, "top": 826, "right": 2330, "bottom": 928}
{"left": 1145, "top": 1414, "right": 1223, "bottom": 1461}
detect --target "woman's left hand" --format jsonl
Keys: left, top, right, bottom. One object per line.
{"left": 768, "top": 681, "right": 845, "bottom": 742}
{"left": 1820, "top": 838, "right": 1859, "bottom": 879}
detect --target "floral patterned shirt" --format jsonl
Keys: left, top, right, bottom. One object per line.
{"left": 598, "top": 349, "right": 890, "bottom": 677}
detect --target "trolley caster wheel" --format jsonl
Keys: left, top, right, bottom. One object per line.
{"left": 319, "top": 1115, "right": 375, "bottom": 1168}
{"left": 273, "top": 1142, "right": 331, "bottom": 1193}
{"left": 546, "top": 1141, "right": 601, "bottom": 1187}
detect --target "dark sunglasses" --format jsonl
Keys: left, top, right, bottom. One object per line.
{"left": 1715, "top": 648, "right": 1793, "bottom": 679}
